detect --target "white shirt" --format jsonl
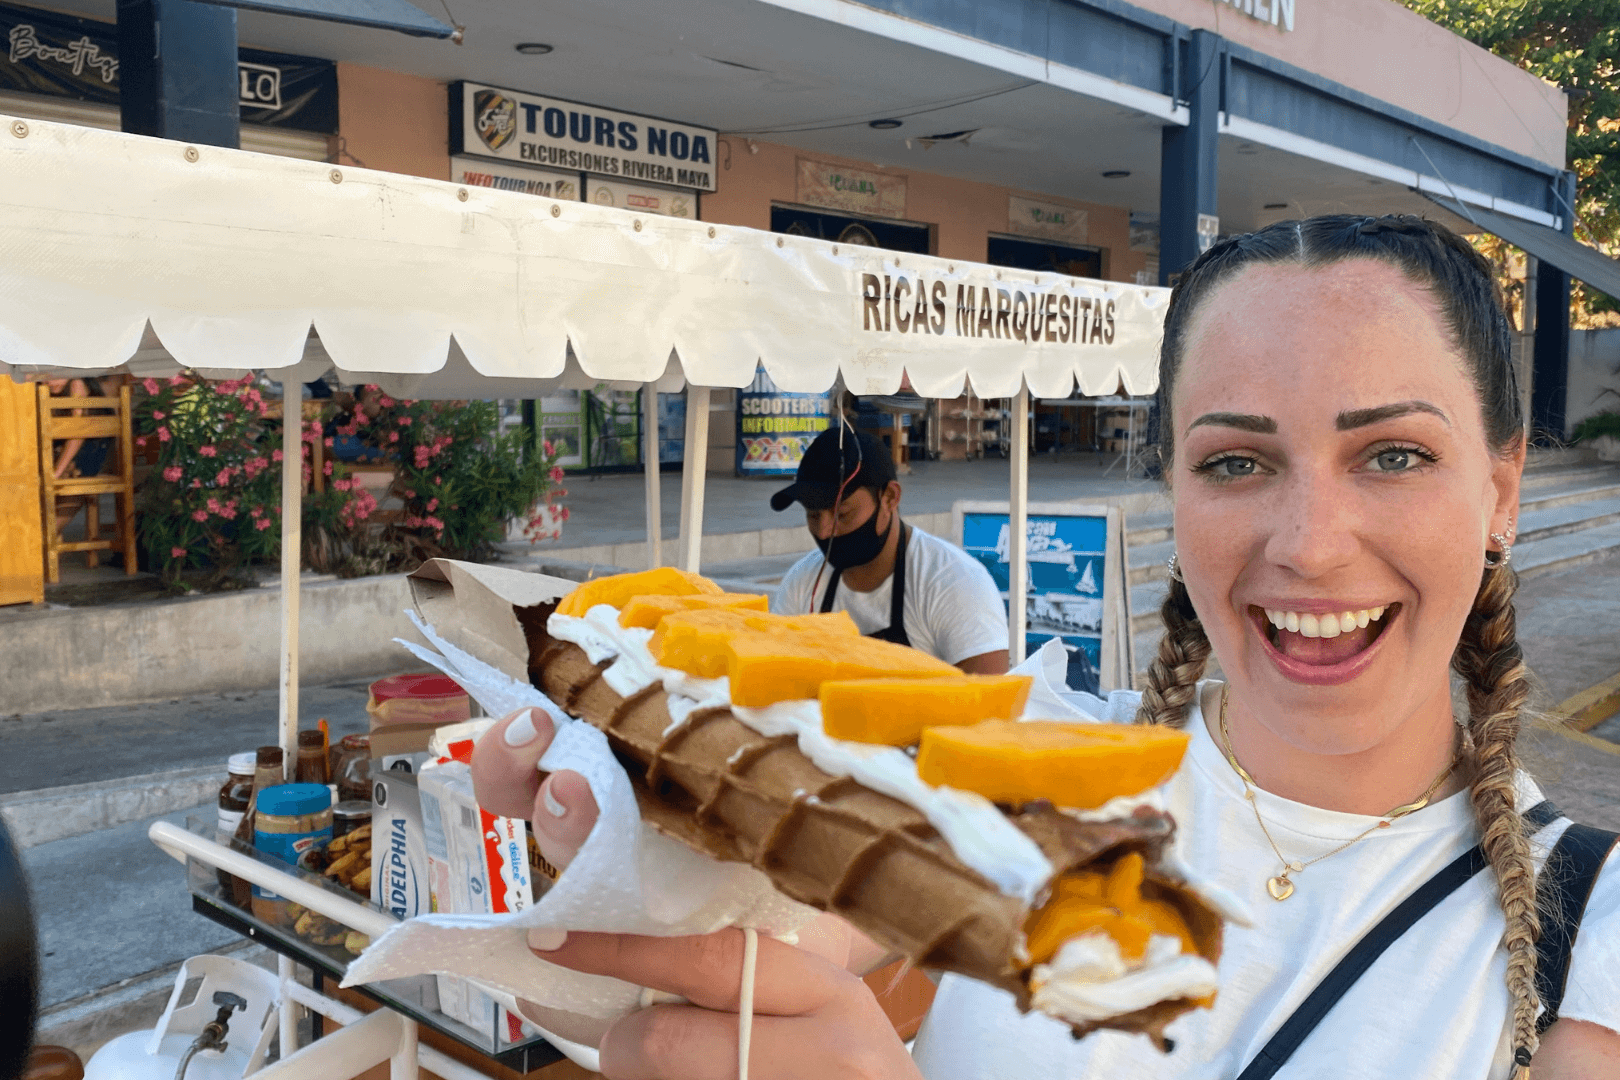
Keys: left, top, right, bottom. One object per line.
{"left": 771, "top": 524, "right": 1009, "bottom": 666}
{"left": 911, "top": 682, "right": 1620, "bottom": 1080}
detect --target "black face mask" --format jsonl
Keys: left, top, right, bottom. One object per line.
{"left": 817, "top": 504, "right": 893, "bottom": 570}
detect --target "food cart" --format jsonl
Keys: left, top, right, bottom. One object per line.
{"left": 0, "top": 113, "right": 1167, "bottom": 1078}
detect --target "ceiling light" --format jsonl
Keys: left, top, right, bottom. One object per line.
{"left": 1264, "top": 202, "right": 1288, "bottom": 209}
{"left": 514, "top": 42, "right": 554, "bottom": 55}
{"left": 868, "top": 118, "right": 903, "bottom": 130}
{"left": 1101, "top": 170, "right": 1130, "bottom": 179}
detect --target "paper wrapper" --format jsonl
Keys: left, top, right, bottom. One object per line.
{"left": 346, "top": 561, "right": 1222, "bottom": 1054}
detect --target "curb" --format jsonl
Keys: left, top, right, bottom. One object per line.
{"left": 0, "top": 765, "right": 222, "bottom": 848}
{"left": 1557, "top": 671, "right": 1620, "bottom": 734}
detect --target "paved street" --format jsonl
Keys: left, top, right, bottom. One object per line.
{"left": 0, "top": 682, "right": 374, "bottom": 794}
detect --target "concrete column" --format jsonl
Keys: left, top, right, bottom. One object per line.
{"left": 1159, "top": 30, "right": 1222, "bottom": 286}
{"left": 116, "top": 0, "right": 240, "bottom": 149}
{"left": 1531, "top": 171, "right": 1578, "bottom": 441}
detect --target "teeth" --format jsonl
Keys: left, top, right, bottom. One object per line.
{"left": 1265, "top": 606, "right": 1390, "bottom": 636}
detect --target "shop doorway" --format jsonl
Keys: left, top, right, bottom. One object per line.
{"left": 770, "top": 205, "right": 932, "bottom": 254}
{"left": 986, "top": 234, "right": 1102, "bottom": 279}
{"left": 988, "top": 235, "right": 1107, "bottom": 455}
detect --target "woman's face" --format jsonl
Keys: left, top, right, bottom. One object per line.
{"left": 1170, "top": 259, "right": 1522, "bottom": 756}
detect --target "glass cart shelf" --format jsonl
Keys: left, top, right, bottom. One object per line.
{"left": 180, "top": 817, "right": 564, "bottom": 1074}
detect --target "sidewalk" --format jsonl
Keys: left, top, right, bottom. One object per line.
{"left": 521, "top": 453, "right": 1161, "bottom": 557}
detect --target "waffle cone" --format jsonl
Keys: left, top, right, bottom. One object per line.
{"left": 521, "top": 613, "right": 1221, "bottom": 1040}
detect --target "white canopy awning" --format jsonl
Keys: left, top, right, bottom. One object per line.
{"left": 0, "top": 114, "right": 1166, "bottom": 399}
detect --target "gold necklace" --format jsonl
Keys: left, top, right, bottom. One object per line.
{"left": 1216, "top": 687, "right": 1460, "bottom": 901}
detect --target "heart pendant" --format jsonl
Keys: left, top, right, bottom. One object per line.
{"left": 1267, "top": 875, "right": 1295, "bottom": 901}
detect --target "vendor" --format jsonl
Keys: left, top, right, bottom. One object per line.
{"left": 769, "top": 424, "right": 1009, "bottom": 674}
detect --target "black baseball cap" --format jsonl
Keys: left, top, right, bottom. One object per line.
{"left": 770, "top": 426, "right": 896, "bottom": 512}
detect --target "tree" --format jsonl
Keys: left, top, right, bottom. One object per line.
{"left": 1400, "top": 0, "right": 1620, "bottom": 325}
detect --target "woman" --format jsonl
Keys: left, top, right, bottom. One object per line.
{"left": 471, "top": 216, "right": 1619, "bottom": 1078}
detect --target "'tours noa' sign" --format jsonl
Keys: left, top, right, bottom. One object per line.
{"left": 450, "top": 81, "right": 717, "bottom": 193}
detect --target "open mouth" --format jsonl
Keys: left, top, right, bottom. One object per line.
{"left": 1250, "top": 603, "right": 1401, "bottom": 671}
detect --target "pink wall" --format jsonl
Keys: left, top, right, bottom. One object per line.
{"left": 335, "top": 63, "right": 449, "bottom": 181}
{"left": 1140, "top": 0, "right": 1566, "bottom": 169}
{"left": 702, "top": 138, "right": 1145, "bottom": 283}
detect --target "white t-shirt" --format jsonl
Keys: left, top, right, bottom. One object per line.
{"left": 911, "top": 682, "right": 1620, "bottom": 1080}
{"left": 770, "top": 524, "right": 1008, "bottom": 666}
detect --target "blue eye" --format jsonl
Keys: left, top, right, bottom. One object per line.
{"left": 1194, "top": 455, "right": 1257, "bottom": 479}
{"left": 1372, "top": 449, "right": 1411, "bottom": 471}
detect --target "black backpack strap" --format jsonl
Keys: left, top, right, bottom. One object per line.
{"left": 1235, "top": 800, "right": 1559, "bottom": 1080}
{"left": 1534, "top": 820, "right": 1620, "bottom": 1034}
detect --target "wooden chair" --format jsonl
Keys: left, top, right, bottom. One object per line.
{"left": 37, "top": 381, "right": 137, "bottom": 582}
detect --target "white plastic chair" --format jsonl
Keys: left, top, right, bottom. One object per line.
{"left": 85, "top": 954, "right": 281, "bottom": 1080}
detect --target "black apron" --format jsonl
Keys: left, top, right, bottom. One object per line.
{"left": 818, "top": 521, "right": 911, "bottom": 647}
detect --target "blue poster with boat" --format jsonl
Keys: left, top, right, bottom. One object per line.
{"left": 959, "top": 508, "right": 1107, "bottom": 694}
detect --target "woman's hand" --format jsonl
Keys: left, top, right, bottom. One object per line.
{"left": 541, "top": 928, "right": 922, "bottom": 1080}
{"left": 471, "top": 708, "right": 921, "bottom": 1078}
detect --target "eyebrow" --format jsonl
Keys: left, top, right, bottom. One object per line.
{"left": 1336, "top": 401, "right": 1450, "bottom": 429}
{"left": 1187, "top": 412, "right": 1276, "bottom": 434}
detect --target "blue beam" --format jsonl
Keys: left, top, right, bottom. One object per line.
{"left": 116, "top": 0, "right": 241, "bottom": 148}
{"left": 1159, "top": 29, "right": 1220, "bottom": 284}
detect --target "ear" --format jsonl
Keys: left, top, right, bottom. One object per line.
{"left": 881, "top": 481, "right": 902, "bottom": 515}
{"left": 1488, "top": 436, "right": 1526, "bottom": 543}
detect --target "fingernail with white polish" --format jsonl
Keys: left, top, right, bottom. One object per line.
{"left": 527, "top": 927, "right": 567, "bottom": 952}
{"left": 504, "top": 708, "right": 540, "bottom": 747}
{"left": 541, "top": 776, "right": 567, "bottom": 818}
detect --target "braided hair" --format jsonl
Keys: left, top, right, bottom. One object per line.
{"left": 1133, "top": 215, "right": 1541, "bottom": 1069}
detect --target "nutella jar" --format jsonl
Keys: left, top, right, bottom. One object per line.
{"left": 216, "top": 752, "right": 256, "bottom": 891}
{"left": 333, "top": 801, "right": 371, "bottom": 838}
{"left": 216, "top": 752, "right": 256, "bottom": 847}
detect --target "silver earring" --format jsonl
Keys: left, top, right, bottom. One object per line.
{"left": 1487, "top": 516, "right": 1515, "bottom": 568}
{"left": 1167, "top": 552, "right": 1184, "bottom": 583}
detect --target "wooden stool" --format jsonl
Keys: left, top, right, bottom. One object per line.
{"left": 37, "top": 382, "right": 137, "bottom": 582}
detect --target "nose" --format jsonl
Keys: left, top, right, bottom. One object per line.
{"left": 1262, "top": 469, "right": 1361, "bottom": 580}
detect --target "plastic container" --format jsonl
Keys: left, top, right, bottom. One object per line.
{"left": 331, "top": 734, "right": 372, "bottom": 802}
{"left": 367, "top": 674, "right": 471, "bottom": 727}
{"left": 251, "top": 783, "right": 333, "bottom": 927}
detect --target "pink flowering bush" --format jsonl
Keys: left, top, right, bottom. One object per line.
{"left": 338, "top": 391, "right": 565, "bottom": 565}
{"left": 132, "top": 373, "right": 378, "bottom": 589}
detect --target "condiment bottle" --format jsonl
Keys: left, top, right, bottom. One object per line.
{"left": 251, "top": 783, "right": 334, "bottom": 928}
{"left": 230, "top": 745, "right": 285, "bottom": 907}
{"left": 296, "top": 729, "right": 330, "bottom": 786}
{"left": 332, "top": 734, "right": 372, "bottom": 803}
{"left": 216, "top": 752, "right": 256, "bottom": 891}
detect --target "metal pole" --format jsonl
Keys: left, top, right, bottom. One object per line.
{"left": 278, "top": 384, "right": 301, "bottom": 777}
{"left": 391, "top": 1017, "right": 420, "bottom": 1080}
{"left": 642, "top": 384, "right": 662, "bottom": 568}
{"left": 678, "top": 386, "right": 712, "bottom": 573}
{"left": 279, "top": 954, "right": 298, "bottom": 1061}
{"left": 1008, "top": 384, "right": 1030, "bottom": 665}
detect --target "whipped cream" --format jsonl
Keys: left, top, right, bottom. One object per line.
{"left": 547, "top": 606, "right": 1055, "bottom": 903}
{"left": 1029, "top": 932, "right": 1219, "bottom": 1023}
